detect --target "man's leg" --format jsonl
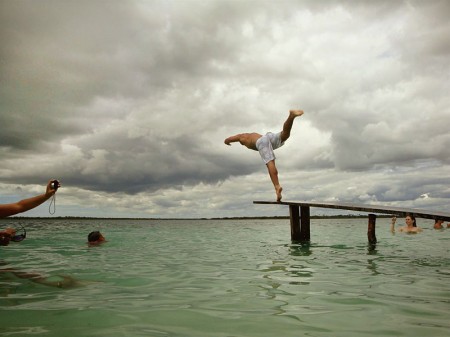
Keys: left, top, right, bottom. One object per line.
{"left": 266, "top": 160, "right": 283, "bottom": 202}
{"left": 280, "top": 110, "right": 304, "bottom": 143}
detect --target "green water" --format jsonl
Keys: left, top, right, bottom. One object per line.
{"left": 1, "top": 218, "right": 449, "bottom": 337}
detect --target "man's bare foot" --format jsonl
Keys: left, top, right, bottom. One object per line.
{"left": 289, "top": 109, "right": 304, "bottom": 117}
{"left": 275, "top": 185, "right": 283, "bottom": 202}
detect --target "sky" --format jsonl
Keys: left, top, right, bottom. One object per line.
{"left": 1, "top": 0, "right": 449, "bottom": 218}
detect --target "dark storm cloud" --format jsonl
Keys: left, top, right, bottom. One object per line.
{"left": 1, "top": 0, "right": 449, "bottom": 217}
{"left": 56, "top": 132, "right": 258, "bottom": 194}
{"left": 0, "top": 0, "right": 257, "bottom": 191}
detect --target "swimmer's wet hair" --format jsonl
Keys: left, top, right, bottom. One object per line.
{"left": 0, "top": 232, "right": 11, "bottom": 246}
{"left": 405, "top": 213, "right": 417, "bottom": 227}
{"left": 88, "top": 231, "right": 101, "bottom": 242}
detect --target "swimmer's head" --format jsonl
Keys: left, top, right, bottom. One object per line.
{"left": 0, "top": 231, "right": 12, "bottom": 246}
{"left": 405, "top": 214, "right": 417, "bottom": 227}
{"left": 434, "top": 219, "right": 444, "bottom": 229}
{"left": 88, "top": 231, "right": 105, "bottom": 244}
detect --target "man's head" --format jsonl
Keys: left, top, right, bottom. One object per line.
{"left": 88, "top": 231, "right": 105, "bottom": 244}
{"left": 0, "top": 228, "right": 17, "bottom": 246}
{"left": 434, "top": 219, "right": 444, "bottom": 229}
{"left": 0, "top": 231, "right": 11, "bottom": 246}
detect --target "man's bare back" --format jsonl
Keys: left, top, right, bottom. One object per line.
{"left": 238, "top": 133, "right": 262, "bottom": 150}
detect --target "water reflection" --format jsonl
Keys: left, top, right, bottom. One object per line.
{"left": 367, "top": 242, "right": 377, "bottom": 254}
{"left": 288, "top": 242, "right": 312, "bottom": 257}
{"left": 366, "top": 258, "right": 380, "bottom": 276}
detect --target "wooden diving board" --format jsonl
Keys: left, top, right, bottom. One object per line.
{"left": 253, "top": 200, "right": 450, "bottom": 243}
{"left": 253, "top": 200, "right": 450, "bottom": 221}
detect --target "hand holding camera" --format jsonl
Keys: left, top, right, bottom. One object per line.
{"left": 51, "top": 179, "right": 60, "bottom": 192}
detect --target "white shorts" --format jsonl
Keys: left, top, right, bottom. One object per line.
{"left": 255, "top": 132, "right": 285, "bottom": 164}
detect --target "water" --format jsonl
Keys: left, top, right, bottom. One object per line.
{"left": 1, "top": 218, "right": 449, "bottom": 337}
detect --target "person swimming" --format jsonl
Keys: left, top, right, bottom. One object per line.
{"left": 390, "top": 215, "right": 422, "bottom": 233}
{"left": 87, "top": 231, "right": 106, "bottom": 245}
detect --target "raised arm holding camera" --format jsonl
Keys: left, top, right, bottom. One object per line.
{"left": 0, "top": 179, "right": 60, "bottom": 246}
{"left": 0, "top": 179, "right": 60, "bottom": 218}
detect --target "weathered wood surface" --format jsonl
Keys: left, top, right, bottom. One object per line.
{"left": 253, "top": 200, "right": 450, "bottom": 221}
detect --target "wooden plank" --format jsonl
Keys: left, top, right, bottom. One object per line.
{"left": 253, "top": 200, "right": 450, "bottom": 221}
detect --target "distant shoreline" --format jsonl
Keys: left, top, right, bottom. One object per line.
{"left": 1, "top": 214, "right": 393, "bottom": 221}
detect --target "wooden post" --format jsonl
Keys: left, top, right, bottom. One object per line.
{"left": 289, "top": 205, "right": 301, "bottom": 241}
{"left": 300, "top": 205, "right": 311, "bottom": 242}
{"left": 368, "top": 213, "right": 377, "bottom": 244}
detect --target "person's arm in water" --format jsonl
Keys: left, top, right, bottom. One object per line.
{"left": 0, "top": 266, "right": 78, "bottom": 288}
{"left": 0, "top": 180, "right": 60, "bottom": 218}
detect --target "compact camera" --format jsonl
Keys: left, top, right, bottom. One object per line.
{"left": 51, "top": 180, "right": 60, "bottom": 191}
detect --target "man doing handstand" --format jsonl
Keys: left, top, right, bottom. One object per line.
{"left": 224, "top": 109, "right": 304, "bottom": 201}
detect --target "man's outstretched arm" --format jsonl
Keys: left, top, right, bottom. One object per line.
{"left": 0, "top": 180, "right": 59, "bottom": 218}
{"left": 224, "top": 134, "right": 242, "bottom": 146}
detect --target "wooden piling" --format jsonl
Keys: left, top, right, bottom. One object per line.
{"left": 300, "top": 206, "right": 310, "bottom": 242}
{"left": 367, "top": 213, "right": 377, "bottom": 244}
{"left": 289, "top": 205, "right": 301, "bottom": 241}
{"left": 289, "top": 205, "right": 310, "bottom": 242}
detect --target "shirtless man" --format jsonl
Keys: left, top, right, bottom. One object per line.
{"left": 224, "top": 109, "right": 304, "bottom": 201}
{"left": 433, "top": 219, "right": 444, "bottom": 229}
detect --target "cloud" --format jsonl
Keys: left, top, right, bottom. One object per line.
{"left": 0, "top": 0, "right": 449, "bottom": 217}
